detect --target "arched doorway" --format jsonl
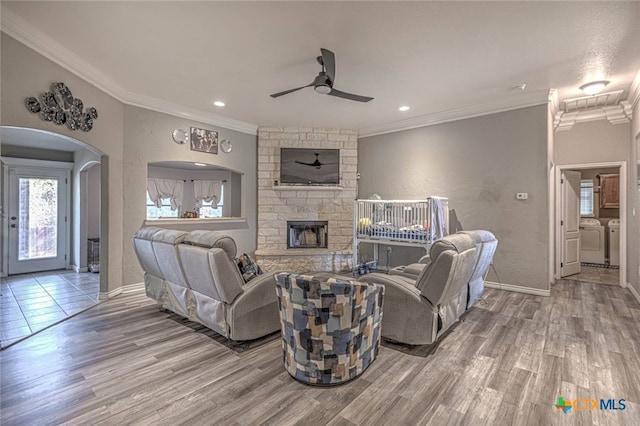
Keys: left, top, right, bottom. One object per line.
{"left": 0, "top": 126, "right": 106, "bottom": 347}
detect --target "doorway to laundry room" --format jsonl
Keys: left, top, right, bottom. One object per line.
{"left": 556, "top": 162, "right": 625, "bottom": 286}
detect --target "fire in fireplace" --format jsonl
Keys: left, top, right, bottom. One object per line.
{"left": 287, "top": 221, "right": 328, "bottom": 249}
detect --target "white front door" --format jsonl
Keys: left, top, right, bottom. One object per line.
{"left": 7, "top": 166, "right": 69, "bottom": 275}
{"left": 561, "top": 170, "right": 581, "bottom": 277}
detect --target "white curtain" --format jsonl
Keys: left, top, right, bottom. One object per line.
{"left": 147, "top": 178, "right": 184, "bottom": 210}
{"left": 194, "top": 180, "right": 223, "bottom": 208}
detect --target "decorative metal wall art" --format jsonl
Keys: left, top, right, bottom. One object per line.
{"left": 25, "top": 82, "right": 98, "bottom": 132}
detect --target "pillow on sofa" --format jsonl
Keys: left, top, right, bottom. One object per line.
{"left": 236, "top": 253, "right": 263, "bottom": 283}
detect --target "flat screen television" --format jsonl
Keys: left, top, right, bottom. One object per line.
{"left": 280, "top": 148, "right": 340, "bottom": 185}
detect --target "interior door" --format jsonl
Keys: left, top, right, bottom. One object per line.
{"left": 561, "top": 170, "right": 581, "bottom": 277}
{"left": 7, "top": 166, "right": 69, "bottom": 275}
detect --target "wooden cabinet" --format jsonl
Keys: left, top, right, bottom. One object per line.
{"left": 600, "top": 174, "right": 619, "bottom": 208}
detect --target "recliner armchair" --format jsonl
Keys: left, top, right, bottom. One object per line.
{"left": 388, "top": 230, "right": 497, "bottom": 310}
{"left": 358, "top": 233, "right": 476, "bottom": 345}
{"left": 133, "top": 228, "right": 281, "bottom": 341}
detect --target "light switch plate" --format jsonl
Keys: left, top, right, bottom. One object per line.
{"left": 516, "top": 192, "right": 528, "bottom": 200}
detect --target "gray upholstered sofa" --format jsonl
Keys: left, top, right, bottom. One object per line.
{"left": 132, "top": 228, "right": 280, "bottom": 341}
{"left": 358, "top": 233, "right": 477, "bottom": 345}
{"left": 389, "top": 230, "right": 498, "bottom": 309}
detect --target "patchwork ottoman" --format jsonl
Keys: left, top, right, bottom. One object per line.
{"left": 274, "top": 272, "right": 385, "bottom": 385}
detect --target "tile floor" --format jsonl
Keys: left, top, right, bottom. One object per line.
{"left": 563, "top": 264, "right": 620, "bottom": 285}
{"left": 1, "top": 270, "right": 100, "bottom": 348}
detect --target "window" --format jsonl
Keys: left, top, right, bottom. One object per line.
{"left": 580, "top": 180, "right": 594, "bottom": 216}
{"left": 146, "top": 192, "right": 178, "bottom": 218}
{"left": 198, "top": 185, "right": 224, "bottom": 218}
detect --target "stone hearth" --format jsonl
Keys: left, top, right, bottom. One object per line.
{"left": 254, "top": 127, "right": 357, "bottom": 272}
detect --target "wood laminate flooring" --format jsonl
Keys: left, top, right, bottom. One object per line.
{"left": 1, "top": 279, "right": 639, "bottom": 425}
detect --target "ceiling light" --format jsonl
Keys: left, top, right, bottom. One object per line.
{"left": 579, "top": 80, "right": 609, "bottom": 96}
{"left": 194, "top": 163, "right": 206, "bottom": 167}
{"left": 213, "top": 101, "right": 225, "bottom": 107}
{"left": 314, "top": 85, "right": 331, "bottom": 95}
{"left": 399, "top": 106, "right": 410, "bottom": 112}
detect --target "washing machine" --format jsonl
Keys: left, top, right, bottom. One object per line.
{"left": 608, "top": 219, "right": 620, "bottom": 266}
{"left": 580, "top": 218, "right": 605, "bottom": 265}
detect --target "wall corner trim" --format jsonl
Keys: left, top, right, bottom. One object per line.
{"left": 99, "top": 287, "right": 123, "bottom": 300}
{"left": 485, "top": 281, "right": 551, "bottom": 297}
{"left": 122, "top": 282, "right": 145, "bottom": 293}
{"left": 627, "top": 282, "right": 640, "bottom": 305}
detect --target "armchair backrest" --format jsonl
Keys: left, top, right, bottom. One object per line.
{"left": 151, "top": 229, "right": 190, "bottom": 288}
{"left": 415, "top": 233, "right": 477, "bottom": 306}
{"left": 458, "top": 230, "right": 498, "bottom": 285}
{"left": 178, "top": 231, "right": 244, "bottom": 304}
{"left": 132, "top": 227, "right": 163, "bottom": 279}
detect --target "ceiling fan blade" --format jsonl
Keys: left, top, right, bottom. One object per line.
{"left": 320, "top": 48, "right": 336, "bottom": 84}
{"left": 328, "top": 88, "right": 373, "bottom": 103}
{"left": 295, "top": 160, "right": 316, "bottom": 166}
{"left": 270, "top": 83, "right": 313, "bottom": 98}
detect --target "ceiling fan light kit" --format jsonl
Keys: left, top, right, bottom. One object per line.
{"left": 271, "top": 48, "right": 373, "bottom": 103}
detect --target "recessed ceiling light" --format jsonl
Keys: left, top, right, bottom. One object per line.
{"left": 194, "top": 163, "right": 206, "bottom": 167}
{"left": 579, "top": 80, "right": 609, "bottom": 96}
{"left": 213, "top": 101, "right": 225, "bottom": 107}
{"left": 399, "top": 106, "right": 410, "bottom": 112}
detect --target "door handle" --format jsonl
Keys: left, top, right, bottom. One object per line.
{"left": 10, "top": 224, "right": 16, "bottom": 228}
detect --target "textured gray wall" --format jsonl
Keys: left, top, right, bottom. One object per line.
{"left": 358, "top": 105, "right": 550, "bottom": 290}
{"left": 555, "top": 120, "right": 630, "bottom": 165}
{"left": 121, "top": 105, "right": 258, "bottom": 286}
{"left": 1, "top": 34, "right": 125, "bottom": 292}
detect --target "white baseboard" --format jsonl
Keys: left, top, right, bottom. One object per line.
{"left": 485, "top": 281, "right": 551, "bottom": 297}
{"left": 627, "top": 282, "right": 640, "bottom": 305}
{"left": 99, "top": 287, "right": 123, "bottom": 300}
{"left": 122, "top": 282, "right": 145, "bottom": 293}
{"left": 71, "top": 265, "right": 89, "bottom": 273}
{"left": 98, "top": 283, "right": 144, "bottom": 300}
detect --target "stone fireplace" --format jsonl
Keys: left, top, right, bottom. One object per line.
{"left": 287, "top": 221, "right": 328, "bottom": 249}
{"left": 254, "top": 127, "right": 357, "bottom": 272}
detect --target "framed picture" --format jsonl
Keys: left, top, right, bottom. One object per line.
{"left": 190, "top": 127, "right": 218, "bottom": 154}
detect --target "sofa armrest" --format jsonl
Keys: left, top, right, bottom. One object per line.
{"left": 226, "top": 272, "right": 281, "bottom": 341}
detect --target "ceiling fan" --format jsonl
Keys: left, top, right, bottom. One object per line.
{"left": 270, "top": 48, "right": 373, "bottom": 103}
{"left": 295, "top": 153, "right": 337, "bottom": 169}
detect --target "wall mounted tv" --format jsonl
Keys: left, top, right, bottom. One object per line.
{"left": 280, "top": 148, "right": 340, "bottom": 185}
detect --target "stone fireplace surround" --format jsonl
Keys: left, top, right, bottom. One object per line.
{"left": 255, "top": 127, "right": 357, "bottom": 273}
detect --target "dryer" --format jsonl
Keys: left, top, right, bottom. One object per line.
{"left": 608, "top": 219, "right": 620, "bottom": 266}
{"left": 580, "top": 218, "right": 605, "bottom": 265}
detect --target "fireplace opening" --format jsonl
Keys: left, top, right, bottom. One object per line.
{"left": 287, "top": 221, "right": 328, "bottom": 249}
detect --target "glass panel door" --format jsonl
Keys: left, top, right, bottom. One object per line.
{"left": 8, "top": 167, "right": 68, "bottom": 274}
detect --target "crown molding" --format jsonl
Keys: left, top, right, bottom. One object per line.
{"left": 0, "top": 8, "right": 258, "bottom": 135}
{"left": 548, "top": 89, "right": 559, "bottom": 119}
{"left": 628, "top": 68, "right": 640, "bottom": 109}
{"left": 554, "top": 101, "right": 632, "bottom": 132}
{"left": 358, "top": 89, "right": 551, "bottom": 138}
